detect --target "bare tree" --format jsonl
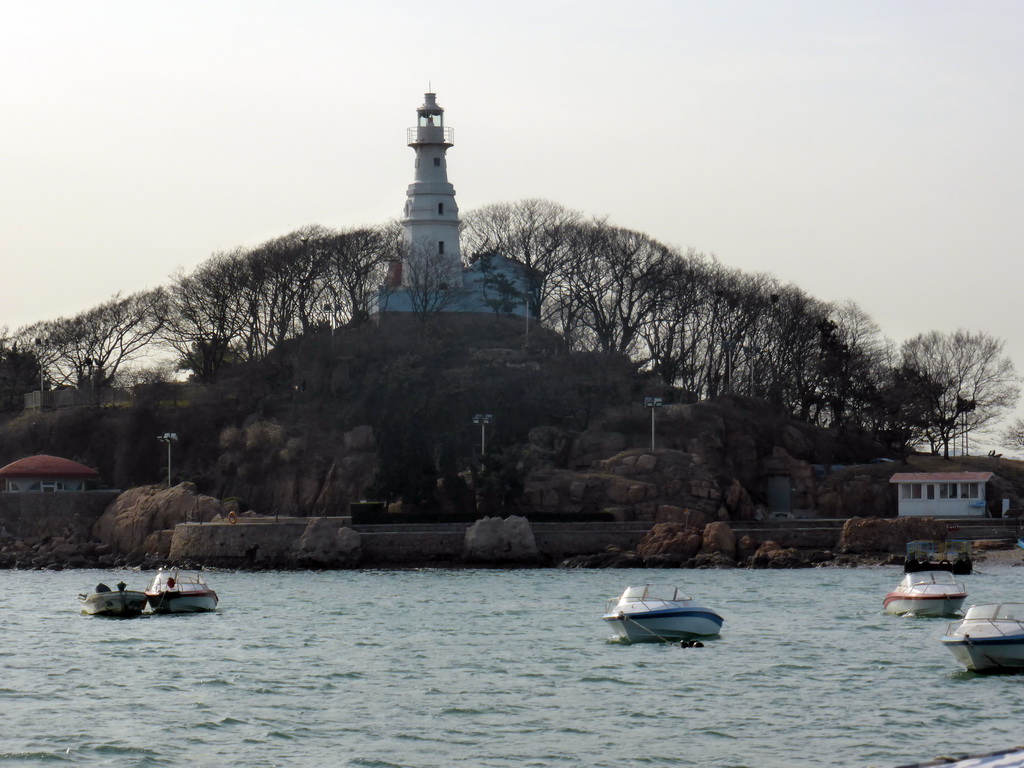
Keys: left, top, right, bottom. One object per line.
{"left": 1000, "top": 417, "right": 1024, "bottom": 453}
{"left": 163, "top": 252, "right": 251, "bottom": 382}
{"left": 319, "top": 224, "right": 393, "bottom": 325}
{"left": 901, "top": 329, "right": 1021, "bottom": 457}
{"left": 553, "top": 222, "right": 675, "bottom": 356}
{"left": 820, "top": 300, "right": 891, "bottom": 429}
{"left": 240, "top": 228, "right": 329, "bottom": 354}
{"left": 461, "top": 199, "right": 583, "bottom": 323}
{"left": 379, "top": 239, "right": 468, "bottom": 320}
{"left": 25, "top": 290, "right": 167, "bottom": 390}
{"left": 638, "top": 249, "right": 716, "bottom": 390}
{"left": 0, "top": 329, "right": 44, "bottom": 410}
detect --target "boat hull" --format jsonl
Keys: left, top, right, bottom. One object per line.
{"left": 883, "top": 594, "right": 966, "bottom": 617}
{"left": 603, "top": 608, "right": 723, "bottom": 642}
{"left": 80, "top": 591, "right": 148, "bottom": 617}
{"left": 145, "top": 590, "right": 219, "bottom": 614}
{"left": 942, "top": 636, "right": 1024, "bottom": 672}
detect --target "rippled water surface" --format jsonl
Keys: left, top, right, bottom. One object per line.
{"left": 2, "top": 564, "right": 1024, "bottom": 767}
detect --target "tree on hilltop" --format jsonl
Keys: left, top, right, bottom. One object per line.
{"left": 900, "top": 329, "right": 1020, "bottom": 457}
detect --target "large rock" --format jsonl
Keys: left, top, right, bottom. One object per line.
{"left": 92, "top": 484, "right": 224, "bottom": 555}
{"left": 750, "top": 540, "right": 803, "bottom": 569}
{"left": 636, "top": 522, "right": 702, "bottom": 561}
{"left": 214, "top": 419, "right": 377, "bottom": 517}
{"left": 817, "top": 473, "right": 894, "bottom": 518}
{"left": 293, "top": 517, "right": 361, "bottom": 568}
{"left": 522, "top": 449, "right": 725, "bottom": 523}
{"left": 574, "top": 431, "right": 627, "bottom": 465}
{"left": 462, "top": 516, "right": 540, "bottom": 564}
{"left": 722, "top": 479, "right": 757, "bottom": 520}
{"left": 837, "top": 516, "right": 948, "bottom": 554}
{"left": 702, "top": 521, "right": 737, "bottom": 561}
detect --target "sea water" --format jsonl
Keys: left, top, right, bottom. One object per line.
{"left": 2, "top": 564, "right": 1023, "bottom": 768}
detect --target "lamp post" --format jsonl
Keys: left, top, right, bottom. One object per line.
{"left": 724, "top": 339, "right": 738, "bottom": 395}
{"left": 644, "top": 397, "right": 663, "bottom": 451}
{"left": 742, "top": 345, "right": 761, "bottom": 395}
{"left": 34, "top": 337, "right": 44, "bottom": 410}
{"left": 472, "top": 414, "right": 493, "bottom": 457}
{"left": 323, "top": 302, "right": 341, "bottom": 337}
{"left": 522, "top": 290, "right": 532, "bottom": 342}
{"left": 157, "top": 432, "right": 178, "bottom": 488}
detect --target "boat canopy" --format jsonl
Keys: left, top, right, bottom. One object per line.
{"left": 901, "top": 570, "right": 960, "bottom": 587}
{"left": 963, "top": 603, "right": 1024, "bottom": 622}
{"left": 621, "top": 585, "right": 692, "bottom": 602}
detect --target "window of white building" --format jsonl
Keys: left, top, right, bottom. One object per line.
{"left": 902, "top": 484, "right": 923, "bottom": 500}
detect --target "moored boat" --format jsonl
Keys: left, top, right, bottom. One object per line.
{"left": 145, "top": 569, "right": 219, "bottom": 614}
{"left": 602, "top": 584, "right": 723, "bottom": 643}
{"left": 883, "top": 570, "right": 967, "bottom": 617}
{"left": 79, "top": 581, "right": 148, "bottom": 617}
{"left": 941, "top": 602, "right": 1024, "bottom": 672}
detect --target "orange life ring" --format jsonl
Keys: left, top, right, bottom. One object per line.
{"left": 227, "top": 511, "right": 238, "bottom": 524}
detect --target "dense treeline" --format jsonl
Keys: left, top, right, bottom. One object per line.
{"left": 0, "top": 199, "right": 1019, "bottom": 457}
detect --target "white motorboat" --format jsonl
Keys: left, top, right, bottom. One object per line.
{"left": 942, "top": 603, "right": 1024, "bottom": 672}
{"left": 882, "top": 570, "right": 967, "bottom": 617}
{"left": 145, "top": 569, "right": 219, "bottom": 614}
{"left": 602, "top": 584, "right": 723, "bottom": 643}
{"left": 79, "top": 581, "right": 148, "bottom": 617}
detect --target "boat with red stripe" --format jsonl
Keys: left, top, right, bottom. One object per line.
{"left": 145, "top": 568, "right": 219, "bottom": 614}
{"left": 883, "top": 570, "right": 967, "bottom": 617}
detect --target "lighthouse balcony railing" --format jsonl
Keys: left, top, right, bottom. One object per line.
{"left": 407, "top": 126, "right": 454, "bottom": 146}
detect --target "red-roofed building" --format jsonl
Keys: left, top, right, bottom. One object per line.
{"left": 888, "top": 472, "right": 994, "bottom": 517}
{"left": 0, "top": 454, "right": 100, "bottom": 492}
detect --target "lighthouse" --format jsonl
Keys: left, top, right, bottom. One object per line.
{"left": 373, "top": 92, "right": 538, "bottom": 319}
{"left": 401, "top": 92, "right": 462, "bottom": 282}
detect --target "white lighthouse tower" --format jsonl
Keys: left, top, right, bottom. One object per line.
{"left": 374, "top": 91, "right": 537, "bottom": 319}
{"left": 401, "top": 92, "right": 462, "bottom": 282}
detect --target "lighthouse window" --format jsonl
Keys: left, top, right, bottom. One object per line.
{"left": 433, "top": 157, "right": 441, "bottom": 167}
{"left": 438, "top": 203, "right": 444, "bottom": 215}
{"left": 438, "top": 241, "right": 445, "bottom": 255}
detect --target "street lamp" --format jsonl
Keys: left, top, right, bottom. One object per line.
{"left": 742, "top": 345, "right": 761, "bottom": 395}
{"left": 157, "top": 432, "right": 178, "bottom": 488}
{"left": 644, "top": 397, "right": 663, "bottom": 451}
{"left": 34, "top": 337, "right": 44, "bottom": 410}
{"left": 522, "top": 291, "right": 531, "bottom": 341}
{"left": 323, "top": 302, "right": 342, "bottom": 337}
{"left": 724, "top": 339, "right": 738, "bottom": 395}
{"left": 472, "top": 414, "right": 493, "bottom": 457}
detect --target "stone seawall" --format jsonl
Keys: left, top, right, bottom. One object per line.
{"left": 167, "top": 518, "right": 851, "bottom": 566}
{"left": 165, "top": 516, "right": 1021, "bottom": 568}
{"left": 0, "top": 491, "right": 121, "bottom": 540}
{"left": 169, "top": 518, "right": 350, "bottom": 566}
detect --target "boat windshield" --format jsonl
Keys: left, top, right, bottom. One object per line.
{"left": 621, "top": 585, "right": 691, "bottom": 602}
{"left": 964, "top": 603, "right": 1024, "bottom": 622}
{"left": 903, "top": 571, "right": 958, "bottom": 587}
{"left": 149, "top": 570, "right": 209, "bottom": 592}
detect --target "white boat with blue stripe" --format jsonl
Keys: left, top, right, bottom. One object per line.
{"left": 602, "top": 584, "right": 724, "bottom": 643}
{"left": 941, "top": 602, "right": 1024, "bottom": 672}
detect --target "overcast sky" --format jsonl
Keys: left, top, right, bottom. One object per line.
{"left": 3, "top": 1, "right": 1022, "bottom": 445}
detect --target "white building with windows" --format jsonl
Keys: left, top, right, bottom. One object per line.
{"left": 889, "top": 472, "right": 993, "bottom": 517}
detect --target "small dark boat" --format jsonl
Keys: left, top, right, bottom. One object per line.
{"left": 79, "top": 581, "right": 148, "bottom": 617}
